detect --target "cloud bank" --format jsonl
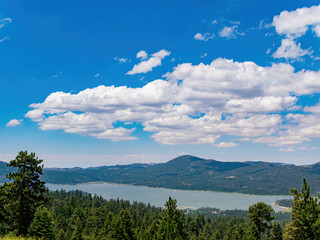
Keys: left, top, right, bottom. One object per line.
{"left": 26, "top": 58, "right": 320, "bottom": 148}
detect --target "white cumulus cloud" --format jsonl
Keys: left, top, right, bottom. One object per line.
{"left": 25, "top": 58, "right": 320, "bottom": 147}
{"left": 127, "top": 49, "right": 171, "bottom": 75}
{"left": 272, "top": 4, "right": 320, "bottom": 60}
{"left": 136, "top": 50, "right": 148, "bottom": 59}
{"left": 272, "top": 38, "right": 312, "bottom": 60}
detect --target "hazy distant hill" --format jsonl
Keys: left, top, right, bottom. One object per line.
{"left": 1, "top": 155, "right": 320, "bottom": 195}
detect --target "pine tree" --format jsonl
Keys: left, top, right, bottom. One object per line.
{"left": 119, "top": 209, "right": 136, "bottom": 240}
{"left": 284, "top": 178, "right": 320, "bottom": 240}
{"left": 0, "top": 185, "right": 13, "bottom": 234}
{"left": 245, "top": 222, "right": 260, "bottom": 240}
{"left": 28, "top": 206, "right": 55, "bottom": 240}
{"left": 98, "top": 212, "right": 113, "bottom": 239}
{"left": 157, "top": 197, "right": 187, "bottom": 240}
{"left": 145, "top": 219, "right": 159, "bottom": 240}
{"left": 212, "top": 230, "right": 221, "bottom": 240}
{"left": 1, "top": 151, "right": 47, "bottom": 236}
{"left": 248, "top": 202, "right": 274, "bottom": 239}
{"left": 57, "top": 229, "right": 66, "bottom": 240}
{"left": 108, "top": 209, "right": 136, "bottom": 240}
{"left": 270, "top": 222, "right": 283, "bottom": 240}
{"left": 70, "top": 216, "right": 84, "bottom": 240}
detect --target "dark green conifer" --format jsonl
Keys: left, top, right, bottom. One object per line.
{"left": 57, "top": 229, "right": 66, "bottom": 240}
{"left": 284, "top": 178, "right": 320, "bottom": 239}
{"left": 70, "top": 216, "right": 84, "bottom": 240}
{"left": 28, "top": 206, "right": 55, "bottom": 240}
{"left": 108, "top": 209, "right": 136, "bottom": 240}
{"left": 248, "top": 202, "right": 274, "bottom": 238}
{"left": 270, "top": 222, "right": 283, "bottom": 240}
{"left": 98, "top": 212, "right": 113, "bottom": 239}
{"left": 157, "top": 197, "right": 187, "bottom": 240}
{"left": 1, "top": 151, "right": 47, "bottom": 236}
{"left": 245, "top": 222, "right": 259, "bottom": 240}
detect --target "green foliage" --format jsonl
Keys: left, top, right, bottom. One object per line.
{"left": 28, "top": 206, "right": 55, "bottom": 240}
{"left": 270, "top": 222, "right": 283, "bottom": 240}
{"left": 0, "top": 151, "right": 47, "bottom": 236}
{"left": 70, "top": 217, "right": 84, "bottom": 240}
{"left": 248, "top": 202, "right": 274, "bottom": 238}
{"left": 284, "top": 178, "right": 320, "bottom": 240}
{"left": 57, "top": 229, "right": 65, "bottom": 240}
{"left": 157, "top": 197, "right": 187, "bottom": 240}
{"left": 108, "top": 209, "right": 136, "bottom": 240}
{"left": 245, "top": 222, "right": 260, "bottom": 240}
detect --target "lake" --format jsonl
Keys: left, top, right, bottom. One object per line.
{"left": 47, "top": 182, "right": 292, "bottom": 211}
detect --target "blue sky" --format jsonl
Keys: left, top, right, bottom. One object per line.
{"left": 1, "top": 0, "right": 320, "bottom": 167}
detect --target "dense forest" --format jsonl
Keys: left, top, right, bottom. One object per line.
{"left": 1, "top": 151, "right": 320, "bottom": 240}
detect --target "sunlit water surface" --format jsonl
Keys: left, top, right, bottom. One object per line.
{"left": 47, "top": 182, "right": 292, "bottom": 211}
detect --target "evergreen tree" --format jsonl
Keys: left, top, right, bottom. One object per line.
{"left": 70, "top": 216, "right": 84, "bottom": 240}
{"left": 0, "top": 185, "right": 13, "bottom": 234}
{"left": 1, "top": 151, "right": 47, "bottom": 236}
{"left": 212, "top": 230, "right": 221, "bottom": 240}
{"left": 248, "top": 202, "right": 274, "bottom": 239}
{"left": 157, "top": 197, "right": 187, "bottom": 240}
{"left": 119, "top": 209, "right": 136, "bottom": 240}
{"left": 57, "top": 229, "right": 66, "bottom": 240}
{"left": 98, "top": 212, "right": 113, "bottom": 239}
{"left": 245, "top": 222, "right": 260, "bottom": 240}
{"left": 28, "top": 206, "right": 55, "bottom": 240}
{"left": 108, "top": 209, "right": 136, "bottom": 240}
{"left": 284, "top": 178, "right": 320, "bottom": 240}
{"left": 145, "top": 219, "right": 159, "bottom": 240}
{"left": 270, "top": 222, "right": 283, "bottom": 240}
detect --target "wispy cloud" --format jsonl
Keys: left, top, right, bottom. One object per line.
{"left": 6, "top": 119, "right": 23, "bottom": 127}
{"left": 0, "top": 36, "right": 9, "bottom": 42}
{"left": 114, "top": 57, "right": 130, "bottom": 63}
{"left": 200, "top": 53, "right": 207, "bottom": 58}
{"left": 214, "top": 142, "right": 239, "bottom": 148}
{"left": 194, "top": 32, "right": 215, "bottom": 41}
{"left": 50, "top": 71, "right": 63, "bottom": 78}
{"left": 0, "top": 17, "right": 12, "bottom": 43}
{"left": 0, "top": 18, "right": 12, "bottom": 29}
{"left": 219, "top": 25, "right": 245, "bottom": 39}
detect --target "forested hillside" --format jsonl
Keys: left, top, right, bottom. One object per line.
{"left": 2, "top": 155, "right": 320, "bottom": 195}
{"left": 42, "top": 155, "right": 320, "bottom": 195}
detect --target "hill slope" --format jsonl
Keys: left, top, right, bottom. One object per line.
{"left": 1, "top": 155, "right": 320, "bottom": 195}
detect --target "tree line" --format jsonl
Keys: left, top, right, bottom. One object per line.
{"left": 0, "top": 151, "right": 319, "bottom": 239}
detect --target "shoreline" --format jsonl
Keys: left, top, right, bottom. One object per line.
{"left": 46, "top": 181, "right": 293, "bottom": 197}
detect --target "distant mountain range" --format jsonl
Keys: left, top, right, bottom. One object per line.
{"left": 1, "top": 155, "right": 320, "bottom": 195}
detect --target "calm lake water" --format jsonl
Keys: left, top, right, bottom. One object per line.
{"left": 47, "top": 183, "right": 292, "bottom": 211}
